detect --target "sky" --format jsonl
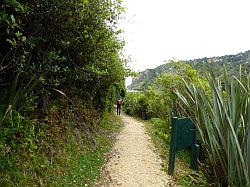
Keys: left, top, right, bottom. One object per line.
{"left": 120, "top": 0, "right": 250, "bottom": 78}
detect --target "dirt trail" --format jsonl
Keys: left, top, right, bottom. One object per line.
{"left": 96, "top": 115, "right": 171, "bottom": 187}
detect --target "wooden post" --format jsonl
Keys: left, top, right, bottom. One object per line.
{"left": 168, "top": 117, "right": 178, "bottom": 175}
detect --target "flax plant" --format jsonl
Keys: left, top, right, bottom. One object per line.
{"left": 176, "top": 70, "right": 250, "bottom": 186}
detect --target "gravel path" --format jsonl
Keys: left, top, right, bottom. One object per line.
{"left": 96, "top": 115, "right": 171, "bottom": 187}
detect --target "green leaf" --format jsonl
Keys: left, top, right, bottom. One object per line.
{"left": 15, "top": 31, "right": 22, "bottom": 38}
{"left": 10, "top": 15, "right": 15, "bottom": 23}
{"left": 6, "top": 38, "right": 16, "bottom": 46}
{"left": 21, "top": 36, "right": 26, "bottom": 42}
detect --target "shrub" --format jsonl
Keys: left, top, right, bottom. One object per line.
{"left": 176, "top": 71, "right": 250, "bottom": 186}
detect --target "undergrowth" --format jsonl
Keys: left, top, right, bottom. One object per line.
{"left": 0, "top": 105, "right": 121, "bottom": 187}
{"left": 144, "top": 118, "right": 207, "bottom": 187}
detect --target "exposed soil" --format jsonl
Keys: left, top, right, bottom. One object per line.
{"left": 96, "top": 115, "right": 173, "bottom": 187}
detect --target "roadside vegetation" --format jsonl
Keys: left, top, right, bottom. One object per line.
{"left": 141, "top": 117, "right": 207, "bottom": 186}
{"left": 0, "top": 0, "right": 126, "bottom": 186}
{"left": 124, "top": 61, "right": 250, "bottom": 186}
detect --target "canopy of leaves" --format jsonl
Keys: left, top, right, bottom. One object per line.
{"left": 0, "top": 0, "right": 126, "bottom": 114}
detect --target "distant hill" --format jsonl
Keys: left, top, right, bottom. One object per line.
{"left": 128, "top": 50, "right": 250, "bottom": 91}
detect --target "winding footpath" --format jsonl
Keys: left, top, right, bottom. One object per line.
{"left": 96, "top": 115, "right": 172, "bottom": 187}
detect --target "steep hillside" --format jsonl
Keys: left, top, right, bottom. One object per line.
{"left": 128, "top": 50, "right": 250, "bottom": 91}
{"left": 127, "top": 63, "right": 174, "bottom": 90}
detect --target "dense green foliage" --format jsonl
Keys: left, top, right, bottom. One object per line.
{"left": 0, "top": 0, "right": 126, "bottom": 185}
{"left": 1, "top": 0, "right": 126, "bottom": 113}
{"left": 124, "top": 62, "right": 207, "bottom": 120}
{"left": 128, "top": 51, "right": 250, "bottom": 91}
{"left": 176, "top": 71, "right": 250, "bottom": 186}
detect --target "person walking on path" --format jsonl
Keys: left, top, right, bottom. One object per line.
{"left": 116, "top": 98, "right": 123, "bottom": 115}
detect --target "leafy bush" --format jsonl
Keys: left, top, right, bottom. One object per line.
{"left": 150, "top": 118, "right": 170, "bottom": 144}
{"left": 125, "top": 61, "right": 207, "bottom": 120}
{"left": 123, "top": 92, "right": 150, "bottom": 119}
{"left": 1, "top": 0, "right": 126, "bottom": 116}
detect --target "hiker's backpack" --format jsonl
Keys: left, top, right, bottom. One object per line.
{"left": 117, "top": 99, "right": 122, "bottom": 105}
